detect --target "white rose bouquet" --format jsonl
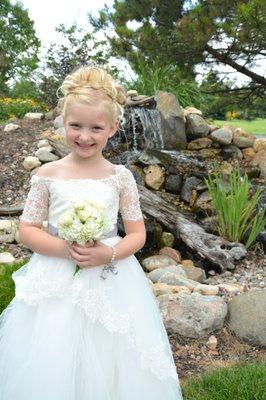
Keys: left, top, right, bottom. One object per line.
{"left": 58, "top": 198, "right": 115, "bottom": 275}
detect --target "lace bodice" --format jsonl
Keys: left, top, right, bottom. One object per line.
{"left": 20, "top": 164, "right": 143, "bottom": 227}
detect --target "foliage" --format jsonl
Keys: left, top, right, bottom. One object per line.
{"left": 182, "top": 361, "right": 265, "bottom": 400}
{"left": 37, "top": 24, "right": 116, "bottom": 107}
{"left": 8, "top": 78, "right": 43, "bottom": 102}
{"left": 204, "top": 166, "right": 266, "bottom": 249}
{"left": 0, "top": 97, "right": 49, "bottom": 121}
{"left": 0, "top": 258, "right": 28, "bottom": 314}
{"left": 0, "top": 0, "right": 41, "bottom": 94}
{"left": 90, "top": 0, "right": 266, "bottom": 98}
{"left": 125, "top": 59, "right": 205, "bottom": 108}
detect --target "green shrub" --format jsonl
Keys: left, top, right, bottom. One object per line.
{"left": 0, "top": 97, "right": 49, "bottom": 121}
{"left": 0, "top": 258, "right": 29, "bottom": 314}
{"left": 204, "top": 166, "right": 266, "bottom": 249}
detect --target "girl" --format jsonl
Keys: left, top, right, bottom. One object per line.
{"left": 0, "top": 66, "right": 183, "bottom": 399}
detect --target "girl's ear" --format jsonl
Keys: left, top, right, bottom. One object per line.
{"left": 109, "top": 120, "right": 119, "bottom": 137}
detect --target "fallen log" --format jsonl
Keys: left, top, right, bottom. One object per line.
{"left": 137, "top": 184, "right": 247, "bottom": 271}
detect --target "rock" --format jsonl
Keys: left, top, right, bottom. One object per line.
{"left": 142, "top": 255, "right": 179, "bottom": 272}
{"left": 152, "top": 282, "right": 191, "bottom": 296}
{"left": 35, "top": 148, "right": 59, "bottom": 163}
{"left": 0, "top": 220, "right": 17, "bottom": 243}
{"left": 220, "top": 145, "right": 243, "bottom": 160}
{"left": 143, "top": 164, "right": 165, "bottom": 190}
{"left": 0, "top": 252, "right": 15, "bottom": 264}
{"left": 24, "top": 112, "right": 44, "bottom": 120}
{"left": 210, "top": 127, "right": 233, "bottom": 145}
{"left": 157, "top": 292, "right": 228, "bottom": 338}
{"left": 218, "top": 283, "right": 245, "bottom": 294}
{"left": 197, "top": 148, "right": 221, "bottom": 159}
{"left": 187, "top": 137, "right": 212, "bottom": 150}
{"left": 37, "top": 139, "right": 50, "bottom": 148}
{"left": 147, "top": 265, "right": 187, "bottom": 282}
{"left": 183, "top": 107, "right": 202, "bottom": 117}
{"left": 180, "top": 176, "right": 202, "bottom": 203}
{"left": 186, "top": 114, "right": 210, "bottom": 138}
{"left": 158, "top": 232, "right": 175, "bottom": 248}
{"left": 217, "top": 161, "right": 233, "bottom": 176}
{"left": 35, "top": 144, "right": 53, "bottom": 153}
{"left": 194, "top": 191, "right": 212, "bottom": 211}
{"left": 253, "top": 138, "right": 266, "bottom": 153}
{"left": 193, "top": 283, "right": 219, "bottom": 295}
{"left": 4, "top": 123, "right": 20, "bottom": 132}
{"left": 158, "top": 273, "right": 198, "bottom": 290}
{"left": 164, "top": 173, "right": 183, "bottom": 194}
{"left": 132, "top": 95, "right": 151, "bottom": 102}
{"left": 54, "top": 115, "right": 64, "bottom": 129}
{"left": 250, "top": 150, "right": 266, "bottom": 178}
{"left": 158, "top": 247, "right": 182, "bottom": 263}
{"left": 181, "top": 259, "right": 194, "bottom": 267}
{"left": 41, "top": 129, "right": 54, "bottom": 138}
{"left": 232, "top": 128, "right": 255, "bottom": 148}
{"left": 206, "top": 335, "right": 218, "bottom": 350}
{"left": 242, "top": 147, "right": 256, "bottom": 158}
{"left": 55, "top": 127, "right": 66, "bottom": 137}
{"left": 181, "top": 265, "right": 206, "bottom": 283}
{"left": 126, "top": 90, "right": 138, "bottom": 98}
{"left": 155, "top": 91, "right": 184, "bottom": 119}
{"left": 227, "top": 289, "right": 266, "bottom": 347}
{"left": 155, "top": 91, "right": 187, "bottom": 150}
{"left": 22, "top": 156, "right": 41, "bottom": 171}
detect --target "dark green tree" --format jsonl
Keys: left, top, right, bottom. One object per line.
{"left": 90, "top": 0, "right": 266, "bottom": 93}
{"left": 0, "top": 0, "right": 41, "bottom": 95}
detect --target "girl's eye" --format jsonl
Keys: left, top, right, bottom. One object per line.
{"left": 69, "top": 123, "right": 80, "bottom": 128}
{"left": 92, "top": 127, "right": 103, "bottom": 131}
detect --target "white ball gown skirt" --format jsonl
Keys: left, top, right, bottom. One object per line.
{"left": 0, "top": 234, "right": 183, "bottom": 400}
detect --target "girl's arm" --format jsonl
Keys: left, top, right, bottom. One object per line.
{"left": 114, "top": 166, "right": 146, "bottom": 260}
{"left": 19, "top": 222, "right": 69, "bottom": 259}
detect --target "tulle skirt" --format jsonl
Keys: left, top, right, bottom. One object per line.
{"left": 0, "top": 235, "right": 183, "bottom": 399}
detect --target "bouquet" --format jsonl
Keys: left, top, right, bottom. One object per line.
{"left": 58, "top": 198, "right": 115, "bottom": 275}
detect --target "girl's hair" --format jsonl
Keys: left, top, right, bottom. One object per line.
{"left": 57, "top": 66, "right": 127, "bottom": 124}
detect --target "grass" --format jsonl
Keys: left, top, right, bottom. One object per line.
{"left": 181, "top": 360, "right": 266, "bottom": 400}
{"left": 212, "top": 118, "right": 266, "bottom": 136}
{"left": 0, "top": 258, "right": 29, "bottom": 314}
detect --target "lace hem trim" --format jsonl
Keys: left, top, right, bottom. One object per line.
{"left": 12, "top": 268, "right": 178, "bottom": 382}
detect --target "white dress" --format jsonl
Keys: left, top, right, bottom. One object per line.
{"left": 0, "top": 164, "right": 183, "bottom": 400}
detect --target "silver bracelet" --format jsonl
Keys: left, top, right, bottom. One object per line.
{"left": 100, "top": 245, "right": 118, "bottom": 280}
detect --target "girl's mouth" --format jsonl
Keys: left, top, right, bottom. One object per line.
{"left": 75, "top": 142, "right": 96, "bottom": 149}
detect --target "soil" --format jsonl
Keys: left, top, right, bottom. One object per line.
{"left": 0, "top": 117, "right": 265, "bottom": 383}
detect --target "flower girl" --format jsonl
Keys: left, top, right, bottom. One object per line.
{"left": 0, "top": 66, "right": 183, "bottom": 399}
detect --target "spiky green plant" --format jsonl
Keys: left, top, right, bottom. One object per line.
{"left": 204, "top": 165, "right": 265, "bottom": 249}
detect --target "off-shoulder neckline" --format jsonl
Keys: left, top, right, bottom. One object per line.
{"left": 31, "top": 164, "right": 125, "bottom": 182}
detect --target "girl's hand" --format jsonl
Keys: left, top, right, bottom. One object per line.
{"left": 68, "top": 240, "right": 113, "bottom": 269}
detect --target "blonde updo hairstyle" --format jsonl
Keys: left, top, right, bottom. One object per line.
{"left": 58, "top": 66, "right": 127, "bottom": 125}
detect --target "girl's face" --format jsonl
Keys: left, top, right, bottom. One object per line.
{"left": 64, "top": 102, "right": 119, "bottom": 160}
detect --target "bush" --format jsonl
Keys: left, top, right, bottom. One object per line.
{"left": 204, "top": 166, "right": 266, "bottom": 249}
{"left": 0, "top": 97, "right": 49, "bottom": 121}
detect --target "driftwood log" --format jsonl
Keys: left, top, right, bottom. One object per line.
{"left": 137, "top": 183, "right": 247, "bottom": 271}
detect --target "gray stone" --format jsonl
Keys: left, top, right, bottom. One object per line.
{"left": 181, "top": 176, "right": 202, "bottom": 203}
{"left": 35, "top": 148, "right": 59, "bottom": 162}
{"left": 158, "top": 273, "right": 198, "bottom": 289}
{"left": 22, "top": 156, "right": 41, "bottom": 171}
{"left": 186, "top": 114, "right": 210, "bottom": 138}
{"left": 210, "top": 127, "right": 233, "bottom": 145}
{"left": 4, "top": 123, "right": 20, "bottom": 132}
{"left": 157, "top": 292, "right": 227, "bottom": 338}
{"left": 228, "top": 289, "right": 266, "bottom": 347}
{"left": 24, "top": 112, "right": 44, "bottom": 120}
{"left": 164, "top": 173, "right": 183, "bottom": 194}
{"left": 0, "top": 252, "right": 15, "bottom": 264}
{"left": 54, "top": 115, "right": 64, "bottom": 129}
{"left": 0, "top": 220, "right": 17, "bottom": 243}
{"left": 147, "top": 265, "right": 187, "bottom": 283}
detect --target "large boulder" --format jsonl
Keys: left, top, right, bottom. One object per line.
{"left": 155, "top": 91, "right": 187, "bottom": 150}
{"left": 157, "top": 292, "right": 227, "bottom": 338}
{"left": 227, "top": 289, "right": 266, "bottom": 347}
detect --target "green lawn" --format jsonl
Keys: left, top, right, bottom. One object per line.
{"left": 212, "top": 118, "right": 266, "bottom": 136}
{"left": 182, "top": 360, "right": 265, "bottom": 400}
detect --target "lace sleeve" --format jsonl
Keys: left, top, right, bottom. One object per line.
{"left": 119, "top": 167, "right": 143, "bottom": 221}
{"left": 19, "top": 175, "right": 49, "bottom": 225}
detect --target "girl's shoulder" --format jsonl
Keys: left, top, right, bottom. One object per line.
{"left": 30, "top": 161, "right": 61, "bottom": 184}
